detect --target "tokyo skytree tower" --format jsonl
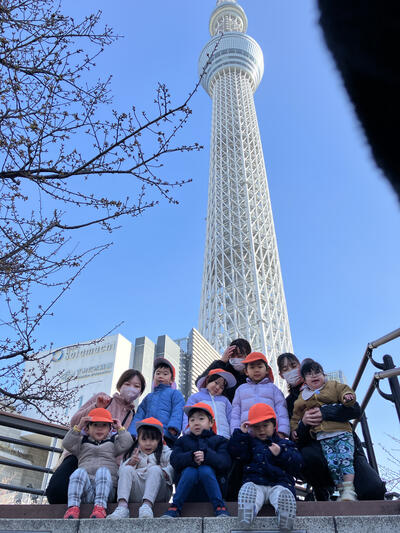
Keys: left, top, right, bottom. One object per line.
{"left": 198, "top": 0, "right": 293, "bottom": 381}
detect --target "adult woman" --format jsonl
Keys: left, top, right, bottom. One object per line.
{"left": 277, "top": 352, "right": 385, "bottom": 501}
{"left": 46, "top": 369, "right": 146, "bottom": 504}
{"left": 196, "top": 338, "right": 251, "bottom": 402}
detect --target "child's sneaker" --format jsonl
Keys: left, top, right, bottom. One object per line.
{"left": 138, "top": 503, "right": 154, "bottom": 518}
{"left": 215, "top": 506, "right": 230, "bottom": 517}
{"left": 64, "top": 506, "right": 80, "bottom": 519}
{"left": 276, "top": 489, "right": 296, "bottom": 532}
{"left": 238, "top": 482, "right": 257, "bottom": 527}
{"left": 340, "top": 481, "right": 357, "bottom": 501}
{"left": 161, "top": 506, "right": 180, "bottom": 518}
{"left": 90, "top": 505, "right": 107, "bottom": 519}
{"left": 106, "top": 505, "right": 130, "bottom": 519}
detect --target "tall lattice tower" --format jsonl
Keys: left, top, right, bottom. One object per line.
{"left": 198, "top": 0, "right": 293, "bottom": 383}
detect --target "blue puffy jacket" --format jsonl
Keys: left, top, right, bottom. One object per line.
{"left": 129, "top": 384, "right": 185, "bottom": 442}
{"left": 228, "top": 428, "right": 303, "bottom": 495}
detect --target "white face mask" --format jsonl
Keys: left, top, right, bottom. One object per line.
{"left": 230, "top": 358, "right": 245, "bottom": 371}
{"left": 282, "top": 368, "right": 302, "bottom": 386}
{"left": 119, "top": 385, "right": 141, "bottom": 403}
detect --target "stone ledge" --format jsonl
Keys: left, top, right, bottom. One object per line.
{"left": 0, "top": 515, "right": 399, "bottom": 533}
{"left": 0, "top": 500, "right": 399, "bottom": 519}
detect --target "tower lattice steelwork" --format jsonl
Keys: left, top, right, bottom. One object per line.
{"left": 198, "top": 0, "right": 293, "bottom": 383}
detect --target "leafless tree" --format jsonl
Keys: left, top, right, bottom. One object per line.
{"left": 0, "top": 0, "right": 215, "bottom": 420}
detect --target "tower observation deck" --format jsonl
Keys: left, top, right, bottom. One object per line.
{"left": 198, "top": 0, "right": 293, "bottom": 383}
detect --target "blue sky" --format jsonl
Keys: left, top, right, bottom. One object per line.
{"left": 33, "top": 1, "right": 399, "bottom": 473}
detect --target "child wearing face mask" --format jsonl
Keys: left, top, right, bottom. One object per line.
{"left": 63, "top": 408, "right": 133, "bottom": 519}
{"left": 291, "top": 358, "right": 357, "bottom": 501}
{"left": 230, "top": 352, "right": 290, "bottom": 437}
{"left": 183, "top": 369, "right": 236, "bottom": 439}
{"left": 196, "top": 339, "right": 252, "bottom": 403}
{"left": 107, "top": 418, "right": 173, "bottom": 519}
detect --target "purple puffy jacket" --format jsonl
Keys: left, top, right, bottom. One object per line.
{"left": 230, "top": 377, "right": 290, "bottom": 436}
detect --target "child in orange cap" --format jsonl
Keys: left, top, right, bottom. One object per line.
{"left": 162, "top": 402, "right": 231, "bottom": 518}
{"left": 183, "top": 368, "right": 236, "bottom": 439}
{"left": 107, "top": 417, "right": 173, "bottom": 519}
{"left": 230, "top": 352, "right": 290, "bottom": 437}
{"left": 62, "top": 408, "right": 133, "bottom": 519}
{"left": 228, "top": 403, "right": 302, "bottom": 531}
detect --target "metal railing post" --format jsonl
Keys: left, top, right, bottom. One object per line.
{"left": 359, "top": 413, "right": 379, "bottom": 473}
{"left": 382, "top": 354, "right": 400, "bottom": 422}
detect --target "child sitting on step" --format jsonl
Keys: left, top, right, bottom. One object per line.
{"left": 63, "top": 408, "right": 133, "bottom": 519}
{"left": 162, "top": 402, "right": 231, "bottom": 518}
{"left": 291, "top": 358, "right": 357, "bottom": 501}
{"left": 107, "top": 417, "right": 173, "bottom": 519}
{"left": 229, "top": 403, "right": 302, "bottom": 531}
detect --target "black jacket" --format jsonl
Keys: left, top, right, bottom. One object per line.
{"left": 170, "top": 429, "right": 231, "bottom": 483}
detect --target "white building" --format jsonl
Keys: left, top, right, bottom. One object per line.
{"left": 24, "top": 334, "right": 133, "bottom": 422}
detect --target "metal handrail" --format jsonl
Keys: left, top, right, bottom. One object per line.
{"left": 352, "top": 327, "right": 400, "bottom": 391}
{"left": 350, "top": 327, "right": 400, "bottom": 476}
{"left": 0, "top": 410, "right": 67, "bottom": 500}
{"left": 0, "top": 435, "right": 63, "bottom": 454}
{"left": 354, "top": 367, "right": 400, "bottom": 430}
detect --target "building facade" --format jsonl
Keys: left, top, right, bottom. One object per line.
{"left": 198, "top": 0, "right": 293, "bottom": 386}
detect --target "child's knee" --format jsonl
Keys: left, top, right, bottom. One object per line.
{"left": 148, "top": 465, "right": 163, "bottom": 477}
{"left": 198, "top": 465, "right": 215, "bottom": 480}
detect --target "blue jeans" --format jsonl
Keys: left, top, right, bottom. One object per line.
{"left": 173, "top": 466, "right": 225, "bottom": 511}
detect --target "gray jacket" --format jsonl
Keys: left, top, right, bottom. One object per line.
{"left": 63, "top": 428, "right": 133, "bottom": 485}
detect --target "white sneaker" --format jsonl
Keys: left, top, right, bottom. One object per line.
{"left": 106, "top": 505, "right": 130, "bottom": 519}
{"left": 276, "top": 489, "right": 296, "bottom": 532}
{"left": 138, "top": 503, "right": 154, "bottom": 518}
{"left": 340, "top": 482, "right": 357, "bottom": 501}
{"left": 238, "top": 482, "right": 257, "bottom": 527}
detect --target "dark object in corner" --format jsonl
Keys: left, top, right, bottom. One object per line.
{"left": 318, "top": 0, "right": 400, "bottom": 202}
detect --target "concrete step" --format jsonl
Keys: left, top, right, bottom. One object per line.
{"left": 0, "top": 502, "right": 399, "bottom": 533}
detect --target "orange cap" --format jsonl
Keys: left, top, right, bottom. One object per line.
{"left": 136, "top": 417, "right": 164, "bottom": 436}
{"left": 87, "top": 408, "right": 113, "bottom": 423}
{"left": 247, "top": 403, "right": 277, "bottom": 429}
{"left": 242, "top": 352, "right": 274, "bottom": 382}
{"left": 184, "top": 402, "right": 217, "bottom": 433}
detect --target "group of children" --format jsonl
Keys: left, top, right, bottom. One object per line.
{"left": 62, "top": 352, "right": 358, "bottom": 530}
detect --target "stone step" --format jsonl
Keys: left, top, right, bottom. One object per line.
{"left": 0, "top": 514, "right": 399, "bottom": 533}
{"left": 0, "top": 500, "right": 398, "bottom": 518}
{"left": 0, "top": 502, "right": 399, "bottom": 533}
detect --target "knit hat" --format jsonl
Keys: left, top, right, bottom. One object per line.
{"left": 136, "top": 417, "right": 164, "bottom": 436}
{"left": 153, "top": 357, "right": 176, "bottom": 380}
{"left": 196, "top": 368, "right": 237, "bottom": 390}
{"left": 184, "top": 402, "right": 217, "bottom": 434}
{"left": 242, "top": 352, "right": 274, "bottom": 382}
{"left": 247, "top": 403, "right": 277, "bottom": 429}
{"left": 87, "top": 408, "right": 113, "bottom": 424}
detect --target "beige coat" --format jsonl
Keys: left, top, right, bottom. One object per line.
{"left": 290, "top": 380, "right": 356, "bottom": 437}
{"left": 63, "top": 428, "right": 133, "bottom": 485}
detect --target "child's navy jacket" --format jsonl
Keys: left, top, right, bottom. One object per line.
{"left": 228, "top": 429, "right": 303, "bottom": 496}
{"left": 170, "top": 429, "right": 231, "bottom": 483}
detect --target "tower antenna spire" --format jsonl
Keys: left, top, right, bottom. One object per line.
{"left": 198, "top": 1, "right": 293, "bottom": 386}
